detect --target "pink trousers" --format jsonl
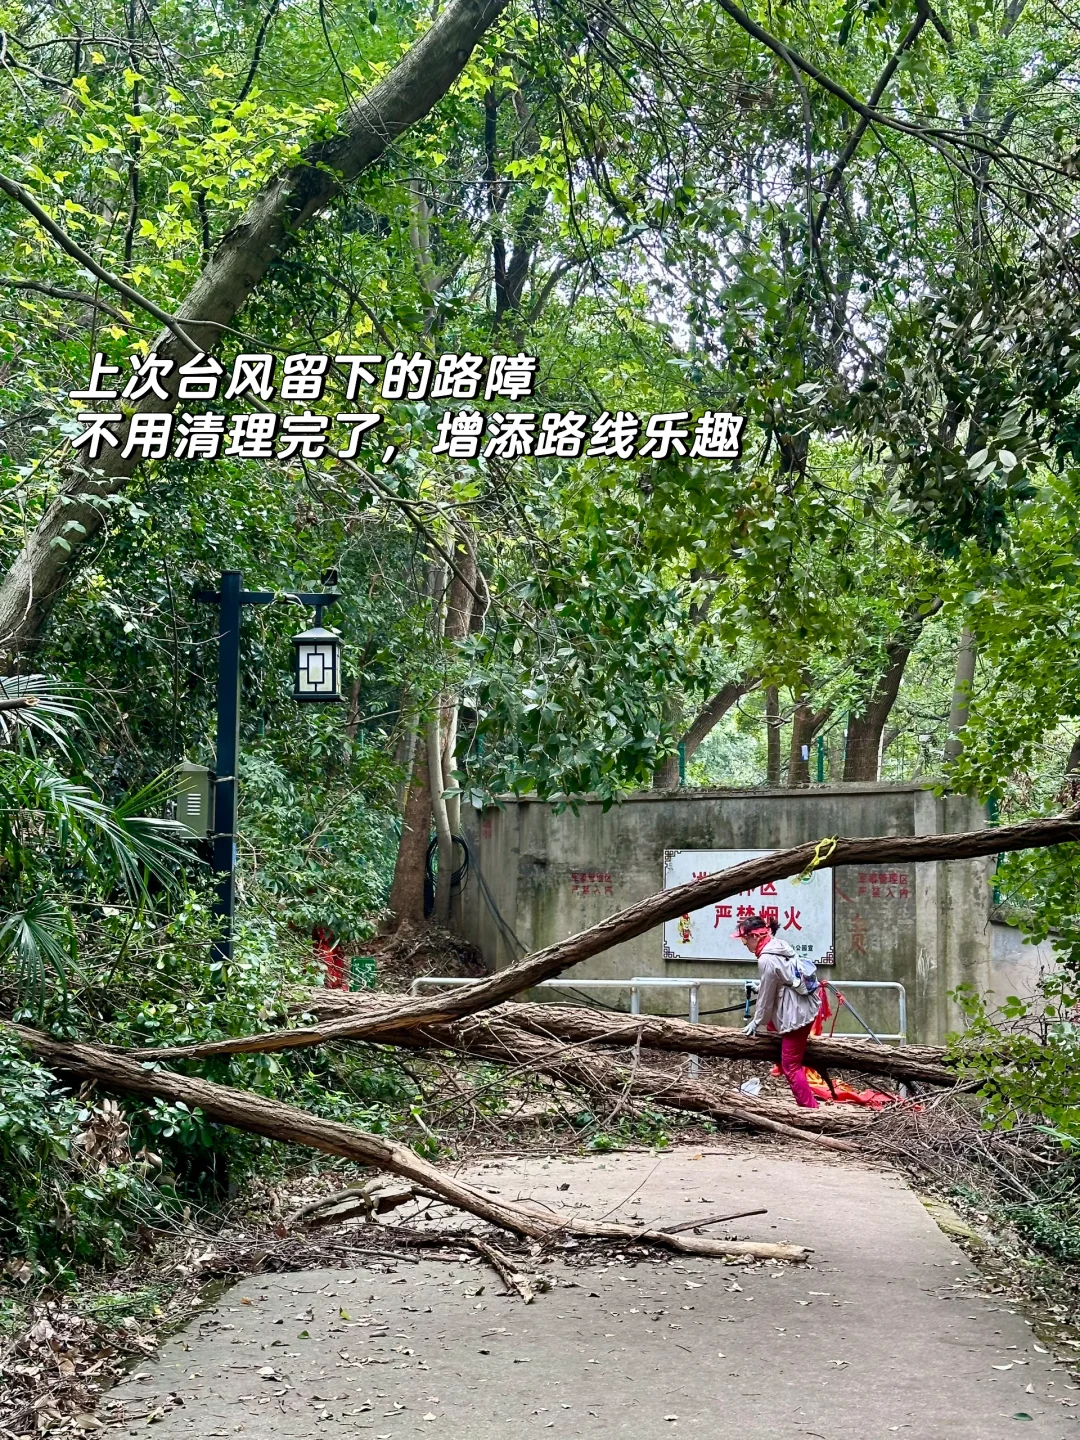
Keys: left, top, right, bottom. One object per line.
{"left": 780, "top": 1022, "right": 819, "bottom": 1108}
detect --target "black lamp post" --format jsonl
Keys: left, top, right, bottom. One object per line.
{"left": 196, "top": 570, "right": 342, "bottom": 968}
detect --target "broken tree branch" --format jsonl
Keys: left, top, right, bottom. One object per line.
{"left": 7, "top": 1023, "right": 810, "bottom": 1262}
{"left": 660, "top": 1208, "right": 768, "bottom": 1235}
{"left": 465, "top": 1236, "right": 537, "bottom": 1302}
{"left": 290, "top": 996, "right": 869, "bottom": 1147}
{"left": 379, "top": 1010, "right": 869, "bottom": 1150}
{"left": 125, "top": 808, "right": 1080, "bottom": 1063}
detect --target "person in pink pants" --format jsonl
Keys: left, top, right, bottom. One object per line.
{"left": 734, "top": 914, "right": 821, "bottom": 1109}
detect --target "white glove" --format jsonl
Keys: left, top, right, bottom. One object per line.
{"left": 743, "top": 1020, "right": 757, "bottom": 1037}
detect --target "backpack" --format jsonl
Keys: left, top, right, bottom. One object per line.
{"left": 783, "top": 951, "right": 820, "bottom": 999}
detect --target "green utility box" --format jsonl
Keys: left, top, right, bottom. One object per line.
{"left": 176, "top": 760, "right": 214, "bottom": 839}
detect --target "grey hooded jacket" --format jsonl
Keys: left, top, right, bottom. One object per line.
{"left": 751, "top": 936, "right": 820, "bottom": 1035}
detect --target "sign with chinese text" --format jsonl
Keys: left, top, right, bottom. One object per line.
{"left": 570, "top": 869, "right": 614, "bottom": 898}
{"left": 662, "top": 849, "right": 834, "bottom": 965}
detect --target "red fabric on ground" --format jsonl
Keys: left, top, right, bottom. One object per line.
{"left": 766, "top": 1063, "right": 911, "bottom": 1109}
{"left": 803, "top": 1068, "right": 903, "bottom": 1108}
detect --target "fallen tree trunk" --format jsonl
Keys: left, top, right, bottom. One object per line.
{"left": 381, "top": 1011, "right": 869, "bottom": 1150}
{"left": 301, "top": 992, "right": 956, "bottom": 1087}
{"left": 7, "top": 1023, "right": 809, "bottom": 1262}
{"left": 124, "top": 808, "right": 1080, "bottom": 1063}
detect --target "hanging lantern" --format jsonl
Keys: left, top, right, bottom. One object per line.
{"left": 292, "top": 623, "right": 343, "bottom": 702}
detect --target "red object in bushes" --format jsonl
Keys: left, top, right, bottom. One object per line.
{"left": 314, "top": 926, "right": 347, "bottom": 989}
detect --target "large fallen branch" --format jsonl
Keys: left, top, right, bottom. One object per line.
{"left": 125, "top": 808, "right": 1079, "bottom": 1062}
{"left": 380, "top": 1011, "right": 869, "bottom": 1151}
{"left": 7, "top": 1023, "right": 809, "bottom": 1262}
{"left": 301, "top": 992, "right": 956, "bottom": 1087}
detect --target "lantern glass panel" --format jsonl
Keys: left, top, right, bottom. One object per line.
{"left": 293, "top": 626, "right": 342, "bottom": 701}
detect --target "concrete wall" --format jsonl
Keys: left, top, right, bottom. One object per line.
{"left": 458, "top": 783, "right": 993, "bottom": 1046}
{"left": 990, "top": 920, "right": 1060, "bottom": 1006}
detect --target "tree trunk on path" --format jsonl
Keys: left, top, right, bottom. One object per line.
{"left": 843, "top": 642, "right": 912, "bottom": 781}
{"left": 0, "top": 0, "right": 512, "bottom": 659}
{"left": 280, "top": 1006, "right": 866, "bottom": 1147}
{"left": 8, "top": 1023, "right": 810, "bottom": 1262}
{"left": 120, "top": 807, "right": 1080, "bottom": 1061}
{"left": 653, "top": 678, "right": 759, "bottom": 789}
{"left": 301, "top": 993, "right": 957, "bottom": 1087}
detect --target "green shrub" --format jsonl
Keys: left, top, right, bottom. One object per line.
{"left": 0, "top": 1035, "right": 167, "bottom": 1277}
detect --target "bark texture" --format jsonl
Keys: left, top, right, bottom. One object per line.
{"left": 385, "top": 738, "right": 432, "bottom": 930}
{"left": 123, "top": 808, "right": 1080, "bottom": 1061}
{"left": 945, "top": 626, "right": 977, "bottom": 761}
{"left": 0, "top": 0, "right": 512, "bottom": 657}
{"left": 435, "top": 535, "right": 478, "bottom": 918}
{"left": 303, "top": 1002, "right": 868, "bottom": 1143}
{"left": 843, "top": 642, "right": 912, "bottom": 781}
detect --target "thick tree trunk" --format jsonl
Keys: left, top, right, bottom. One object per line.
{"left": 766, "top": 685, "right": 782, "bottom": 785}
{"left": 9, "top": 1024, "right": 810, "bottom": 1262}
{"left": 944, "top": 626, "right": 977, "bottom": 761}
{"left": 843, "top": 643, "right": 912, "bottom": 781}
{"left": 436, "top": 537, "right": 478, "bottom": 916}
{"left": 0, "top": 0, "right": 512, "bottom": 659}
{"left": 653, "top": 678, "right": 759, "bottom": 789}
{"left": 124, "top": 806, "right": 1080, "bottom": 1060}
{"left": 385, "top": 739, "right": 431, "bottom": 930}
{"left": 788, "top": 690, "right": 830, "bottom": 787}
{"left": 302, "top": 993, "right": 957, "bottom": 1086}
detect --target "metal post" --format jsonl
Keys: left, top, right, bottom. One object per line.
{"left": 677, "top": 742, "right": 686, "bottom": 786}
{"left": 630, "top": 984, "right": 641, "bottom": 1016}
{"left": 197, "top": 572, "right": 341, "bottom": 972}
{"left": 688, "top": 983, "right": 700, "bottom": 1078}
{"left": 988, "top": 791, "right": 1002, "bottom": 905}
{"left": 816, "top": 734, "right": 825, "bottom": 783}
{"left": 210, "top": 571, "right": 242, "bottom": 969}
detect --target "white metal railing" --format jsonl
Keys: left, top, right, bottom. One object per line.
{"left": 409, "top": 975, "right": 908, "bottom": 1049}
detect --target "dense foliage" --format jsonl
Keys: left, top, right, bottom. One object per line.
{"left": 3, "top": 0, "right": 1080, "bottom": 1276}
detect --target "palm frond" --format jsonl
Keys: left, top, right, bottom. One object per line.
{"left": 0, "top": 756, "right": 196, "bottom": 902}
{"left": 0, "top": 894, "right": 78, "bottom": 1008}
{"left": 0, "top": 674, "right": 83, "bottom": 753}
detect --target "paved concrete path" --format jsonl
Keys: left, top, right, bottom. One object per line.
{"left": 103, "top": 1147, "right": 1076, "bottom": 1439}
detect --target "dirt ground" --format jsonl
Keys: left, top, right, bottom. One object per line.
{"left": 93, "top": 1145, "right": 1075, "bottom": 1439}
